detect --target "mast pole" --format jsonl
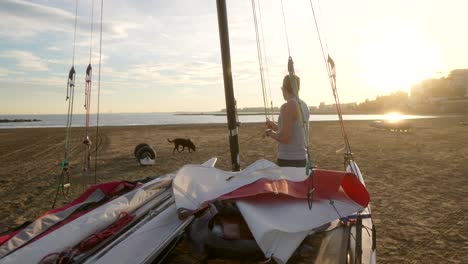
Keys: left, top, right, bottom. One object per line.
{"left": 216, "top": 0, "right": 240, "bottom": 171}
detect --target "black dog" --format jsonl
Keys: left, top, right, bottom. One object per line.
{"left": 167, "top": 138, "right": 196, "bottom": 153}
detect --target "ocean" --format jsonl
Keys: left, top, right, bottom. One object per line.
{"left": 0, "top": 113, "right": 435, "bottom": 129}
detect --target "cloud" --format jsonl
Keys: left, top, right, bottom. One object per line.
{"left": 121, "top": 60, "right": 223, "bottom": 87}
{"left": 0, "top": 0, "right": 325, "bottom": 114}
{"left": 0, "top": 67, "right": 21, "bottom": 77}
{"left": 0, "top": 50, "right": 48, "bottom": 71}
{"left": 47, "top": 46, "right": 63, "bottom": 51}
{"left": 0, "top": 0, "right": 137, "bottom": 42}
{"left": 0, "top": 0, "right": 74, "bottom": 38}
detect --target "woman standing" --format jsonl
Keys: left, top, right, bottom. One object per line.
{"left": 265, "top": 74, "right": 309, "bottom": 167}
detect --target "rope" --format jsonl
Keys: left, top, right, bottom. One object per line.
{"left": 307, "top": 3, "right": 371, "bottom": 262}
{"left": 308, "top": 0, "right": 352, "bottom": 155}
{"left": 280, "top": 0, "right": 291, "bottom": 56}
{"left": 63, "top": 69, "right": 75, "bottom": 165}
{"left": 85, "top": 0, "right": 95, "bottom": 132}
{"left": 88, "top": 0, "right": 95, "bottom": 64}
{"left": 83, "top": 0, "right": 95, "bottom": 178}
{"left": 287, "top": 57, "right": 312, "bottom": 175}
{"left": 257, "top": 0, "right": 275, "bottom": 121}
{"left": 278, "top": 1, "right": 313, "bottom": 174}
{"left": 79, "top": 212, "right": 134, "bottom": 252}
{"left": 316, "top": 0, "right": 330, "bottom": 55}
{"left": 71, "top": 1, "right": 78, "bottom": 68}
{"left": 94, "top": 0, "right": 104, "bottom": 184}
{"left": 250, "top": 0, "right": 269, "bottom": 121}
{"left": 39, "top": 212, "right": 134, "bottom": 264}
{"left": 53, "top": 0, "right": 79, "bottom": 208}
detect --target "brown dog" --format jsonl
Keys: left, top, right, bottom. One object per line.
{"left": 167, "top": 138, "right": 196, "bottom": 153}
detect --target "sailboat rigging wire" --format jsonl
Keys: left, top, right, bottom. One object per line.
{"left": 308, "top": 3, "right": 374, "bottom": 261}
{"left": 257, "top": 0, "right": 275, "bottom": 121}
{"left": 83, "top": 0, "right": 95, "bottom": 177}
{"left": 250, "top": 0, "right": 269, "bottom": 121}
{"left": 54, "top": 0, "right": 79, "bottom": 208}
{"left": 308, "top": 0, "right": 352, "bottom": 154}
{"left": 279, "top": 1, "right": 313, "bottom": 175}
{"left": 94, "top": 0, "right": 104, "bottom": 184}
{"left": 71, "top": 1, "right": 78, "bottom": 68}
{"left": 88, "top": 0, "right": 95, "bottom": 64}
{"left": 287, "top": 58, "right": 312, "bottom": 176}
{"left": 280, "top": 0, "right": 291, "bottom": 56}
{"left": 316, "top": 0, "right": 330, "bottom": 55}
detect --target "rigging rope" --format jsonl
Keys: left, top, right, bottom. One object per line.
{"left": 307, "top": 3, "right": 376, "bottom": 262}
{"left": 286, "top": 58, "right": 312, "bottom": 176}
{"left": 53, "top": 0, "right": 79, "bottom": 208}
{"left": 308, "top": 0, "right": 352, "bottom": 155}
{"left": 278, "top": 0, "right": 313, "bottom": 175}
{"left": 316, "top": 0, "right": 330, "bottom": 55}
{"left": 257, "top": 0, "right": 275, "bottom": 121}
{"left": 83, "top": 0, "right": 95, "bottom": 178}
{"left": 250, "top": 0, "right": 269, "bottom": 121}
{"left": 70, "top": 1, "right": 78, "bottom": 71}
{"left": 94, "top": 0, "right": 104, "bottom": 184}
{"left": 280, "top": 0, "right": 291, "bottom": 56}
{"left": 88, "top": 0, "right": 95, "bottom": 64}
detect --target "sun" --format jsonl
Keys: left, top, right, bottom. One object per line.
{"left": 384, "top": 112, "right": 403, "bottom": 123}
{"left": 356, "top": 20, "right": 442, "bottom": 95}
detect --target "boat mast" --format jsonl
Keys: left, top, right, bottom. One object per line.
{"left": 216, "top": 0, "right": 240, "bottom": 171}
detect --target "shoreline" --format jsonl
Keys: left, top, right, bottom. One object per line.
{"left": 0, "top": 118, "right": 41, "bottom": 123}
{"left": 0, "top": 114, "right": 462, "bottom": 130}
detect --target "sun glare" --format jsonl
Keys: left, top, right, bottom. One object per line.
{"left": 357, "top": 20, "right": 442, "bottom": 95}
{"left": 384, "top": 112, "right": 403, "bottom": 122}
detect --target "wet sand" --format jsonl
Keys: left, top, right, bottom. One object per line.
{"left": 1, "top": 116, "right": 467, "bottom": 263}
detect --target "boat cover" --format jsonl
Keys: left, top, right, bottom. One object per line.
{"left": 173, "top": 159, "right": 370, "bottom": 263}
{"left": 0, "top": 157, "right": 218, "bottom": 264}
{"left": 0, "top": 181, "right": 137, "bottom": 258}
{"left": 0, "top": 183, "right": 158, "bottom": 263}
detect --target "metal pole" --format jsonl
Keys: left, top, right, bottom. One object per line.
{"left": 216, "top": 0, "right": 240, "bottom": 171}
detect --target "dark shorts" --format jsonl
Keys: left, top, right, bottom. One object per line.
{"left": 277, "top": 159, "right": 306, "bottom": 167}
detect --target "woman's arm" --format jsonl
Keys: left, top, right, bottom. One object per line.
{"left": 267, "top": 102, "right": 296, "bottom": 143}
{"left": 266, "top": 120, "right": 278, "bottom": 131}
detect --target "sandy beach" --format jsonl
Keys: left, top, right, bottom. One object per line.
{"left": 1, "top": 116, "right": 467, "bottom": 263}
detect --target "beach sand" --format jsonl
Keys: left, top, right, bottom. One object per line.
{"left": 1, "top": 116, "right": 467, "bottom": 263}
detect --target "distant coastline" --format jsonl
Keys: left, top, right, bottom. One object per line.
{"left": 0, "top": 118, "right": 41, "bottom": 123}
{"left": 175, "top": 111, "right": 442, "bottom": 116}
{"left": 176, "top": 112, "right": 280, "bottom": 116}
{"left": 0, "top": 113, "right": 444, "bottom": 130}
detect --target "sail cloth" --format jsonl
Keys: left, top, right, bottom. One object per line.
{"left": 0, "top": 181, "right": 137, "bottom": 258}
{"left": 173, "top": 159, "right": 369, "bottom": 264}
{"left": 0, "top": 158, "right": 218, "bottom": 264}
{"left": 0, "top": 183, "right": 158, "bottom": 264}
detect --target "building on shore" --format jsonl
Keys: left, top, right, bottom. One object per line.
{"left": 410, "top": 69, "right": 468, "bottom": 113}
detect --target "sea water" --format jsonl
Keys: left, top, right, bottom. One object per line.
{"left": 0, "top": 113, "right": 435, "bottom": 129}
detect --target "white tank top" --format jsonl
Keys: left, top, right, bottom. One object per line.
{"left": 277, "top": 97, "right": 310, "bottom": 160}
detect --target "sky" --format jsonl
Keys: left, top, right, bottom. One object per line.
{"left": 1, "top": 0, "right": 467, "bottom": 115}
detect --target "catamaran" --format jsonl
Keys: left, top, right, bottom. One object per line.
{"left": 0, "top": 1, "right": 376, "bottom": 263}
